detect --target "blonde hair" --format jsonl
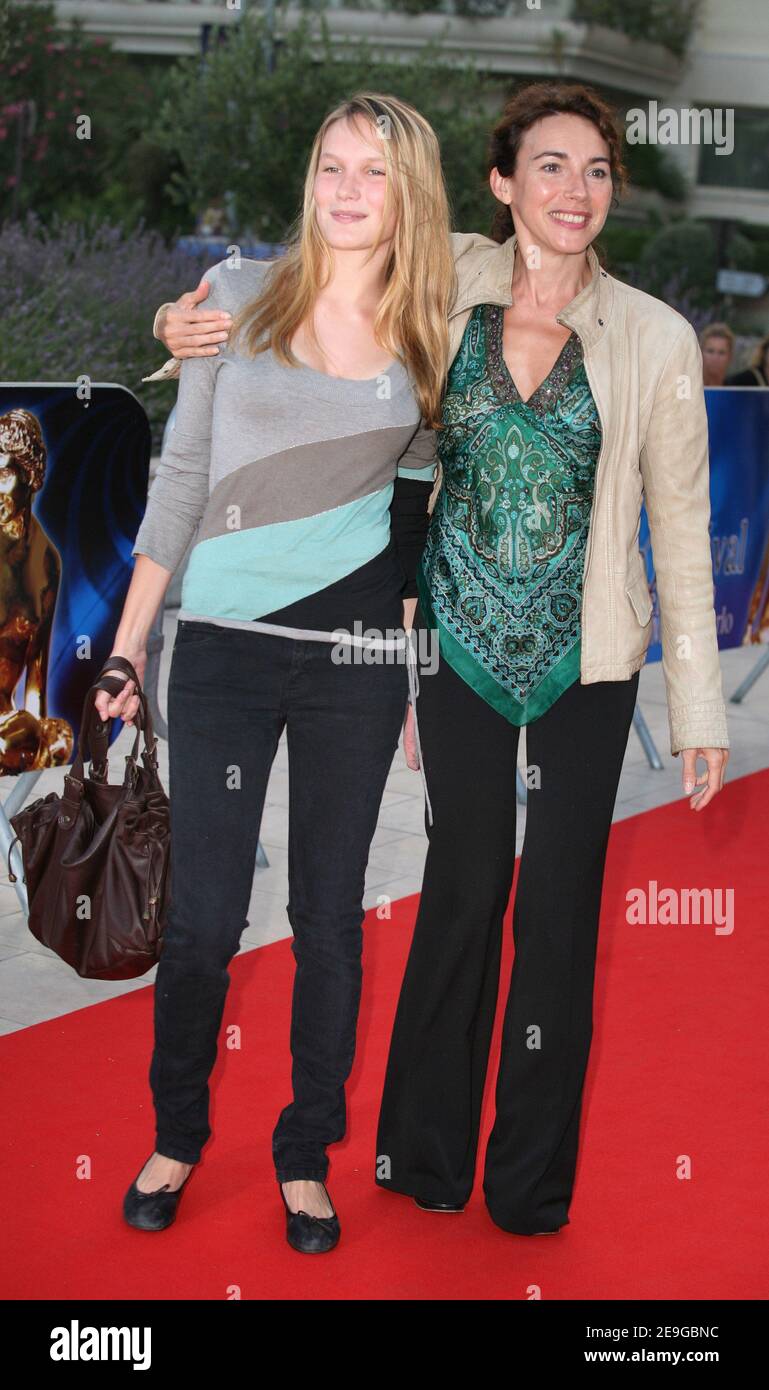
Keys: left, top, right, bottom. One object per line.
{"left": 230, "top": 92, "right": 456, "bottom": 429}
{"left": 700, "top": 322, "right": 735, "bottom": 351}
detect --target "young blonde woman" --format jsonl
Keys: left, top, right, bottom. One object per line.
{"left": 98, "top": 93, "right": 454, "bottom": 1254}
{"left": 150, "top": 82, "right": 729, "bottom": 1239}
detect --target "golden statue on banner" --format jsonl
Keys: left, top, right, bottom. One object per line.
{"left": 0, "top": 409, "right": 74, "bottom": 773}
{"left": 745, "top": 536, "right": 769, "bottom": 644}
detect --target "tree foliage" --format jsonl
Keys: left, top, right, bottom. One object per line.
{"left": 570, "top": 0, "right": 703, "bottom": 59}
{"left": 0, "top": 1, "right": 175, "bottom": 229}
{"left": 150, "top": 10, "right": 500, "bottom": 240}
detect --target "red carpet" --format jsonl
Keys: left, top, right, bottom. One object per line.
{"left": 3, "top": 770, "right": 768, "bottom": 1300}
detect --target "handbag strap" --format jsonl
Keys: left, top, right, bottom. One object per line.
{"left": 86, "top": 655, "right": 159, "bottom": 779}
{"left": 61, "top": 655, "right": 159, "bottom": 813}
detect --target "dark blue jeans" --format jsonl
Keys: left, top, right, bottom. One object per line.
{"left": 150, "top": 618, "right": 408, "bottom": 1182}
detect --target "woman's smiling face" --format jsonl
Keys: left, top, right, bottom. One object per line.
{"left": 492, "top": 111, "right": 614, "bottom": 255}
{"left": 312, "top": 114, "right": 397, "bottom": 252}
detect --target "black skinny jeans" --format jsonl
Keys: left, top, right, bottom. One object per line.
{"left": 151, "top": 617, "right": 408, "bottom": 1182}
{"left": 376, "top": 604, "right": 640, "bottom": 1234}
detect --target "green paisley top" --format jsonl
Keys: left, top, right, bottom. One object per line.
{"left": 416, "top": 300, "right": 602, "bottom": 724}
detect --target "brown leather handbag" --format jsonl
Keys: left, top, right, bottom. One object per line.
{"left": 6, "top": 655, "right": 171, "bottom": 980}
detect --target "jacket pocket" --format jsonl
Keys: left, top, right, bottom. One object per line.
{"left": 625, "top": 574, "right": 653, "bottom": 627}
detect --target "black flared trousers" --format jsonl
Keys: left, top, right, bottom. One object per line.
{"left": 375, "top": 608, "right": 639, "bottom": 1233}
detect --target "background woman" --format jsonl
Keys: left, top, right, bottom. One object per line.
{"left": 726, "top": 331, "right": 769, "bottom": 386}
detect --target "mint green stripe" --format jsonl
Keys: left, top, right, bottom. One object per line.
{"left": 397, "top": 462, "right": 436, "bottom": 482}
{"left": 182, "top": 487, "right": 393, "bottom": 620}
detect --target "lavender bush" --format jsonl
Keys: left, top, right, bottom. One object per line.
{"left": 0, "top": 214, "right": 221, "bottom": 448}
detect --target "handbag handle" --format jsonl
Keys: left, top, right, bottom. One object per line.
{"left": 61, "top": 656, "right": 159, "bottom": 813}
{"left": 86, "top": 656, "right": 158, "bottom": 778}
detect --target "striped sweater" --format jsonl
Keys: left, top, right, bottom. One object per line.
{"left": 132, "top": 257, "right": 437, "bottom": 634}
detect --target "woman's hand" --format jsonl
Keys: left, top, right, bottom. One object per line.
{"left": 157, "top": 277, "right": 232, "bottom": 359}
{"left": 93, "top": 643, "right": 148, "bottom": 729}
{"left": 403, "top": 701, "right": 420, "bottom": 771}
{"left": 680, "top": 746, "right": 729, "bottom": 810}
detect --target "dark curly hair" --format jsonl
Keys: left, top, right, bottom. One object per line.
{"left": 0, "top": 409, "right": 47, "bottom": 492}
{"left": 487, "top": 80, "right": 629, "bottom": 245}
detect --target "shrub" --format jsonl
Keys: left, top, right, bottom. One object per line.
{"left": 635, "top": 218, "right": 755, "bottom": 308}
{"left": 0, "top": 214, "right": 220, "bottom": 448}
{"left": 570, "top": 0, "right": 703, "bottom": 59}
{"left": 0, "top": 1, "right": 176, "bottom": 231}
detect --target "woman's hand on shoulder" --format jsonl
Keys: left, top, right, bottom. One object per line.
{"left": 681, "top": 746, "right": 729, "bottom": 810}
{"left": 157, "top": 276, "right": 232, "bottom": 359}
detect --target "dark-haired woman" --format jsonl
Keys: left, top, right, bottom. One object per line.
{"left": 375, "top": 83, "right": 729, "bottom": 1236}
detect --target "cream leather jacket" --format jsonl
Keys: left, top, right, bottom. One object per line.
{"left": 443, "top": 232, "right": 729, "bottom": 758}
{"left": 146, "top": 230, "right": 729, "bottom": 757}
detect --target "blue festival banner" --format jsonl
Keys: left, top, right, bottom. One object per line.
{"left": 640, "top": 386, "right": 769, "bottom": 660}
{"left": 3, "top": 380, "right": 767, "bottom": 780}
{"left": 0, "top": 383, "right": 151, "bottom": 775}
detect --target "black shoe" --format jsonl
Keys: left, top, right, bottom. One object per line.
{"left": 506, "top": 1228, "right": 561, "bottom": 1236}
{"left": 279, "top": 1181, "right": 340, "bottom": 1254}
{"left": 123, "top": 1153, "right": 195, "bottom": 1232}
{"left": 414, "top": 1196, "right": 465, "bottom": 1212}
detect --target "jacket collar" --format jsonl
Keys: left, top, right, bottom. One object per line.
{"left": 450, "top": 231, "right": 612, "bottom": 349}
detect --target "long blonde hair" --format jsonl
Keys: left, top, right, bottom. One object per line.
{"left": 230, "top": 92, "right": 456, "bottom": 429}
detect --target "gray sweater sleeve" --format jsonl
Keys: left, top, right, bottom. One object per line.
{"left": 131, "top": 349, "right": 217, "bottom": 574}
{"left": 132, "top": 258, "right": 266, "bottom": 574}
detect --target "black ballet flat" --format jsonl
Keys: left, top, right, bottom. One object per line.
{"left": 123, "top": 1153, "right": 195, "bottom": 1232}
{"left": 279, "top": 1181, "right": 340, "bottom": 1254}
{"left": 414, "top": 1196, "right": 466, "bottom": 1212}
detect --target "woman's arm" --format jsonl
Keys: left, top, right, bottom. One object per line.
{"left": 639, "top": 318, "right": 729, "bottom": 789}
{"left": 391, "top": 419, "right": 437, "bottom": 622}
{"left": 391, "top": 421, "right": 436, "bottom": 769}
{"left": 132, "top": 344, "right": 218, "bottom": 575}
{"left": 99, "top": 345, "right": 219, "bottom": 724}
{"left": 391, "top": 478, "right": 433, "bottom": 594}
